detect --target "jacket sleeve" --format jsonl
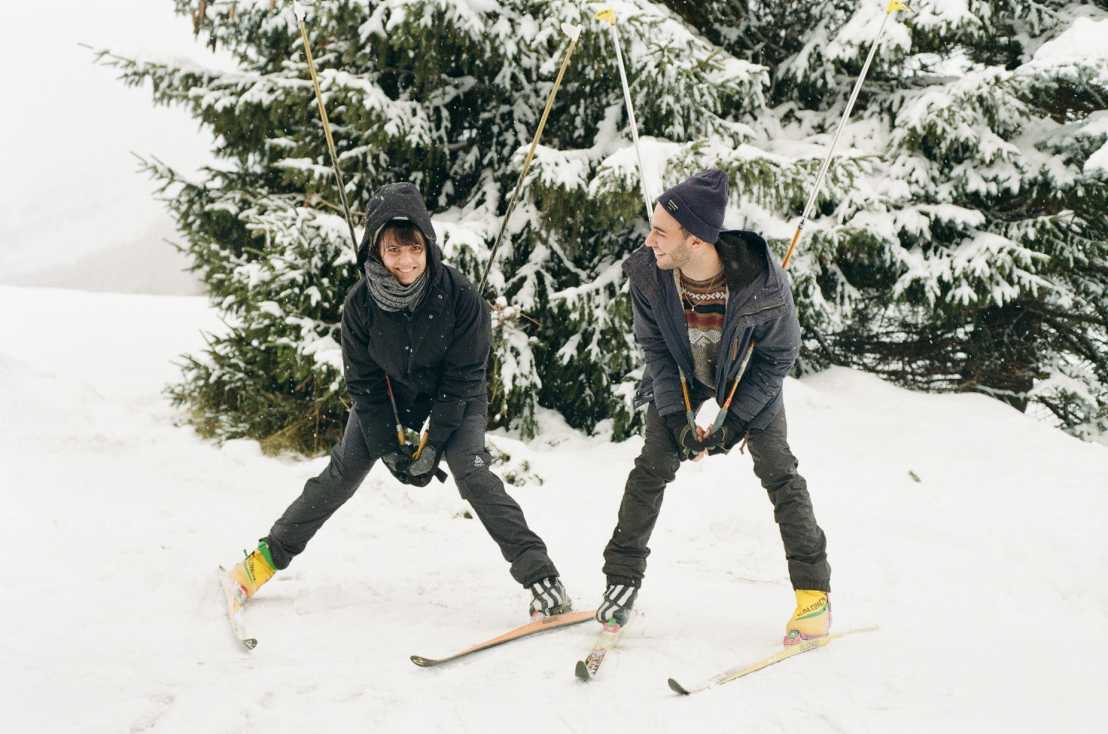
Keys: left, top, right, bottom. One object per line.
{"left": 427, "top": 285, "right": 489, "bottom": 447}
{"left": 728, "top": 296, "right": 800, "bottom": 423}
{"left": 631, "top": 279, "right": 684, "bottom": 418}
{"left": 341, "top": 293, "right": 395, "bottom": 455}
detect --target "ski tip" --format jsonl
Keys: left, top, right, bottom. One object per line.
{"left": 667, "top": 678, "right": 691, "bottom": 696}
{"left": 410, "top": 655, "right": 437, "bottom": 668}
{"left": 574, "top": 660, "right": 591, "bottom": 682}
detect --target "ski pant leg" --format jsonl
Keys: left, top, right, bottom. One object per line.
{"left": 444, "top": 403, "right": 558, "bottom": 587}
{"left": 745, "top": 407, "right": 831, "bottom": 592}
{"left": 264, "top": 411, "right": 380, "bottom": 569}
{"left": 602, "top": 403, "right": 681, "bottom": 586}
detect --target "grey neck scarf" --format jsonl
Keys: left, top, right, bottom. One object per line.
{"left": 364, "top": 258, "right": 429, "bottom": 313}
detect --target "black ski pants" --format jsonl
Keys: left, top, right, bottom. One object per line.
{"left": 264, "top": 401, "right": 558, "bottom": 587}
{"left": 602, "top": 402, "right": 830, "bottom": 592}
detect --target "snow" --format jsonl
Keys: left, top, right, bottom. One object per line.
{"left": 3, "top": 283, "right": 1107, "bottom": 732}
{"left": 825, "top": 1, "right": 912, "bottom": 64}
{"left": 0, "top": 1, "right": 225, "bottom": 295}
{"left": 593, "top": 137, "right": 683, "bottom": 204}
{"left": 1032, "top": 17, "right": 1108, "bottom": 65}
{"left": 912, "top": 0, "right": 977, "bottom": 32}
{"left": 1086, "top": 139, "right": 1108, "bottom": 175}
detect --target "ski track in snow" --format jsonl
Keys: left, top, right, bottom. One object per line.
{"left": 1, "top": 285, "right": 1106, "bottom": 733}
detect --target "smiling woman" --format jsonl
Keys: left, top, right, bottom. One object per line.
{"left": 377, "top": 221, "right": 428, "bottom": 286}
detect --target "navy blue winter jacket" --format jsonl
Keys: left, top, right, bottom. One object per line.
{"left": 623, "top": 230, "right": 801, "bottom": 431}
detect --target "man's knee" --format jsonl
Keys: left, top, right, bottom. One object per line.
{"left": 628, "top": 446, "right": 679, "bottom": 489}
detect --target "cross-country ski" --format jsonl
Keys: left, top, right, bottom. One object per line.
{"left": 667, "top": 626, "right": 879, "bottom": 696}
{"left": 411, "top": 611, "right": 593, "bottom": 668}
{"left": 574, "top": 620, "right": 624, "bottom": 681}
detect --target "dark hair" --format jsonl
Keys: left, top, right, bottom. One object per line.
{"left": 377, "top": 220, "right": 426, "bottom": 253}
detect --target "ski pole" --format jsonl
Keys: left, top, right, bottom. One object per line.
{"left": 599, "top": 8, "right": 702, "bottom": 436}
{"left": 706, "top": 0, "right": 911, "bottom": 438}
{"left": 596, "top": 7, "right": 652, "bottom": 220}
{"left": 477, "top": 22, "right": 583, "bottom": 294}
{"left": 782, "top": 0, "right": 910, "bottom": 268}
{"left": 293, "top": 0, "right": 359, "bottom": 256}
{"left": 384, "top": 373, "right": 407, "bottom": 448}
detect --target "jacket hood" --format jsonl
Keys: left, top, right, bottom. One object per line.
{"left": 715, "top": 229, "right": 783, "bottom": 294}
{"left": 356, "top": 182, "right": 443, "bottom": 275}
{"left": 622, "top": 228, "right": 784, "bottom": 298}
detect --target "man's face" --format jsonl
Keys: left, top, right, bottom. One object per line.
{"left": 645, "top": 204, "right": 694, "bottom": 271}
{"left": 379, "top": 232, "right": 427, "bottom": 285}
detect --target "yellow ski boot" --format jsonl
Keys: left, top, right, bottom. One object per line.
{"left": 784, "top": 589, "right": 830, "bottom": 646}
{"left": 229, "top": 540, "right": 276, "bottom": 602}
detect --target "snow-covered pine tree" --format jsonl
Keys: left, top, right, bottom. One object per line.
{"left": 98, "top": 1, "right": 767, "bottom": 450}
{"left": 103, "top": 0, "right": 1106, "bottom": 451}
{"left": 664, "top": 0, "right": 1108, "bottom": 438}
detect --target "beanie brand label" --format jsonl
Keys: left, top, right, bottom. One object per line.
{"left": 666, "top": 199, "right": 679, "bottom": 212}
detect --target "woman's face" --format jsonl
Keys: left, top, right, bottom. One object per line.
{"left": 379, "top": 231, "right": 427, "bottom": 285}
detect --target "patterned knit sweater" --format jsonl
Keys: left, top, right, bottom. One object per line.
{"left": 678, "top": 269, "right": 727, "bottom": 389}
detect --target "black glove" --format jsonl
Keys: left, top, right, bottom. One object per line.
{"left": 704, "top": 413, "right": 748, "bottom": 456}
{"left": 663, "top": 413, "right": 707, "bottom": 461}
{"left": 381, "top": 449, "right": 419, "bottom": 486}
{"left": 407, "top": 443, "right": 443, "bottom": 486}
{"left": 382, "top": 446, "right": 447, "bottom": 487}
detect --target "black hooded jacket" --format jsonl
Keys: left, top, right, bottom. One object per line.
{"left": 623, "top": 229, "right": 801, "bottom": 431}
{"left": 341, "top": 183, "right": 489, "bottom": 452}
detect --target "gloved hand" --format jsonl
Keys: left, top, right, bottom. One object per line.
{"left": 381, "top": 445, "right": 447, "bottom": 487}
{"left": 663, "top": 413, "right": 707, "bottom": 461}
{"left": 407, "top": 443, "right": 443, "bottom": 486}
{"left": 704, "top": 412, "right": 748, "bottom": 456}
{"left": 381, "top": 449, "right": 419, "bottom": 486}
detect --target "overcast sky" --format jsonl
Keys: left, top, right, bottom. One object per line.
{"left": 0, "top": 1, "right": 229, "bottom": 292}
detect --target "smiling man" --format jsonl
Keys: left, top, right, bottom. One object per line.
{"left": 595, "top": 170, "right": 832, "bottom": 646}
{"left": 224, "top": 182, "right": 571, "bottom": 621}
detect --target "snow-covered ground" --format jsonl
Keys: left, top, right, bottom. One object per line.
{"left": 2, "top": 283, "right": 1106, "bottom": 733}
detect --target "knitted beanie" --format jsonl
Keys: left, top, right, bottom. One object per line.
{"left": 656, "top": 169, "right": 729, "bottom": 244}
